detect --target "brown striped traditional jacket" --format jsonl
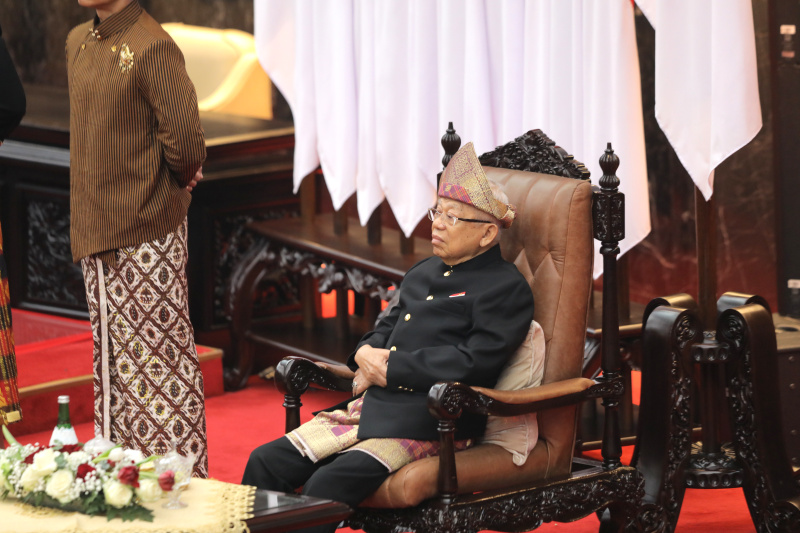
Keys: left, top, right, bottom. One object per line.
{"left": 65, "top": 1, "right": 205, "bottom": 265}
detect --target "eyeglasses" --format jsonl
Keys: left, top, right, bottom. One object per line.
{"left": 427, "top": 207, "right": 492, "bottom": 226}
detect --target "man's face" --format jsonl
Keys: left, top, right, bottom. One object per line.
{"left": 430, "top": 198, "right": 493, "bottom": 266}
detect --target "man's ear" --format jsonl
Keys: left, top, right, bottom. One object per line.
{"left": 479, "top": 223, "right": 499, "bottom": 247}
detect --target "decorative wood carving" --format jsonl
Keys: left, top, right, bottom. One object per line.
{"left": 638, "top": 295, "right": 800, "bottom": 532}
{"left": 585, "top": 377, "right": 625, "bottom": 400}
{"left": 593, "top": 144, "right": 625, "bottom": 247}
{"left": 223, "top": 239, "right": 399, "bottom": 389}
{"left": 441, "top": 122, "right": 462, "bottom": 170}
{"left": 275, "top": 355, "right": 353, "bottom": 434}
{"left": 26, "top": 199, "right": 87, "bottom": 310}
{"left": 212, "top": 210, "right": 296, "bottom": 325}
{"left": 635, "top": 303, "right": 703, "bottom": 532}
{"left": 478, "top": 129, "right": 590, "bottom": 182}
{"left": 348, "top": 467, "right": 645, "bottom": 533}
{"left": 268, "top": 244, "right": 398, "bottom": 301}
{"left": 721, "top": 306, "right": 800, "bottom": 531}
{"left": 276, "top": 355, "right": 352, "bottom": 397}
{"left": 594, "top": 143, "right": 625, "bottom": 471}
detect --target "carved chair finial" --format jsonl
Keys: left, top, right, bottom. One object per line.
{"left": 441, "top": 122, "right": 462, "bottom": 170}
{"left": 599, "top": 142, "right": 620, "bottom": 190}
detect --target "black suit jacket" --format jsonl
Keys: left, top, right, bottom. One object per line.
{"left": 347, "top": 244, "right": 533, "bottom": 441}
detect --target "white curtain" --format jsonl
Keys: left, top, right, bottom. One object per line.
{"left": 635, "top": 0, "right": 762, "bottom": 200}
{"left": 255, "top": 0, "right": 650, "bottom": 276}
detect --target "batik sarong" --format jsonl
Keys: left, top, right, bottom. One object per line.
{"left": 287, "top": 394, "right": 472, "bottom": 472}
{"left": 81, "top": 219, "right": 208, "bottom": 477}
{"left": 0, "top": 223, "right": 21, "bottom": 425}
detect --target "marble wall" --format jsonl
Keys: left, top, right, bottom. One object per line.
{"left": 626, "top": 0, "right": 778, "bottom": 310}
{"left": 0, "top": 0, "right": 781, "bottom": 310}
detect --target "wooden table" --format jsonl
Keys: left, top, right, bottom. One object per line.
{"left": 247, "top": 489, "right": 351, "bottom": 532}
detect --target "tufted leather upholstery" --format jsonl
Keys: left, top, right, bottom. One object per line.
{"left": 361, "top": 167, "right": 594, "bottom": 507}
{"left": 162, "top": 23, "right": 272, "bottom": 120}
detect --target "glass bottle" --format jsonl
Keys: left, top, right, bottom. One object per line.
{"left": 49, "top": 395, "right": 78, "bottom": 446}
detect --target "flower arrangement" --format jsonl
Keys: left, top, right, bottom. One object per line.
{"left": 0, "top": 425, "right": 178, "bottom": 522}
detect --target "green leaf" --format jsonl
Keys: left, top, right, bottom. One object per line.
{"left": 1, "top": 425, "right": 19, "bottom": 447}
{"left": 135, "top": 455, "right": 160, "bottom": 467}
{"left": 91, "top": 445, "right": 121, "bottom": 464}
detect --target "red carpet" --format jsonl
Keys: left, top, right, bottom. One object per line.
{"left": 6, "top": 307, "right": 755, "bottom": 532}
{"left": 10, "top": 309, "right": 225, "bottom": 435}
{"left": 10, "top": 376, "right": 757, "bottom": 532}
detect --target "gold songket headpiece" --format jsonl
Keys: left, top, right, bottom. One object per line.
{"left": 437, "top": 142, "right": 516, "bottom": 228}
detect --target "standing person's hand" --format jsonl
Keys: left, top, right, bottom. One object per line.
{"left": 185, "top": 166, "right": 203, "bottom": 191}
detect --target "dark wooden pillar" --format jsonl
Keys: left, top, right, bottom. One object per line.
{"left": 593, "top": 143, "right": 625, "bottom": 470}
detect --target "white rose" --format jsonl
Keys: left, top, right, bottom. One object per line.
{"left": 135, "top": 478, "right": 163, "bottom": 503}
{"left": 103, "top": 480, "right": 133, "bottom": 508}
{"left": 108, "top": 447, "right": 125, "bottom": 463}
{"left": 29, "top": 448, "right": 58, "bottom": 478}
{"left": 19, "top": 466, "right": 43, "bottom": 492}
{"left": 66, "top": 451, "right": 91, "bottom": 470}
{"left": 45, "top": 469, "right": 75, "bottom": 504}
{"left": 123, "top": 449, "right": 145, "bottom": 464}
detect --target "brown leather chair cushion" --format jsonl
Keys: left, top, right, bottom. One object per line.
{"left": 362, "top": 169, "right": 594, "bottom": 508}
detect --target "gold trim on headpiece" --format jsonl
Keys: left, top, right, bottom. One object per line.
{"left": 438, "top": 142, "right": 516, "bottom": 228}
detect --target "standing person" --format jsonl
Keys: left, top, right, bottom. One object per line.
{"left": 0, "top": 21, "right": 26, "bottom": 428}
{"left": 66, "top": 0, "right": 208, "bottom": 476}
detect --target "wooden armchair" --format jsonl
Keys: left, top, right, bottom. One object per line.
{"left": 275, "top": 130, "right": 646, "bottom": 532}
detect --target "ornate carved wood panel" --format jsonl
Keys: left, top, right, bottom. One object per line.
{"left": 24, "top": 193, "right": 87, "bottom": 312}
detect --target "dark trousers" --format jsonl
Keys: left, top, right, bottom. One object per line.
{"left": 242, "top": 436, "right": 391, "bottom": 533}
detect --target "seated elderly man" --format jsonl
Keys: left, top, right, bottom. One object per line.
{"left": 241, "top": 143, "right": 533, "bottom": 531}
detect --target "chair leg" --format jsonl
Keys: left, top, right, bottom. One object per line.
{"left": 598, "top": 505, "right": 634, "bottom": 533}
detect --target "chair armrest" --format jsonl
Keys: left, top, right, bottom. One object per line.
{"left": 275, "top": 356, "right": 354, "bottom": 396}
{"left": 426, "top": 376, "right": 624, "bottom": 501}
{"left": 429, "top": 376, "right": 623, "bottom": 420}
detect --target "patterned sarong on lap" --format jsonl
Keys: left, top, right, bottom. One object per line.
{"left": 287, "top": 395, "right": 471, "bottom": 472}
{"left": 81, "top": 219, "right": 208, "bottom": 477}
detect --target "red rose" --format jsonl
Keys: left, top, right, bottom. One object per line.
{"left": 76, "top": 463, "right": 96, "bottom": 479}
{"left": 158, "top": 470, "right": 175, "bottom": 491}
{"left": 23, "top": 446, "right": 45, "bottom": 464}
{"left": 59, "top": 444, "right": 83, "bottom": 454}
{"left": 117, "top": 466, "right": 140, "bottom": 488}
